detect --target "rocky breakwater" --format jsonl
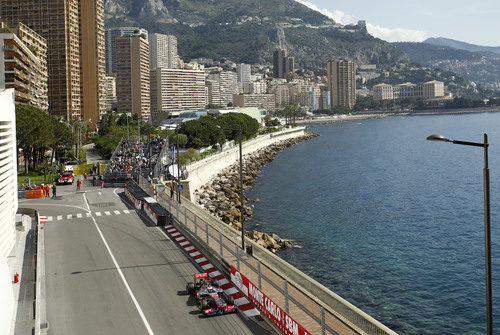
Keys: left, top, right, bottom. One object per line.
{"left": 194, "top": 132, "right": 319, "bottom": 253}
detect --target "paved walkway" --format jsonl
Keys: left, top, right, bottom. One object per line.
{"left": 7, "top": 214, "right": 35, "bottom": 335}
{"left": 82, "top": 143, "right": 108, "bottom": 164}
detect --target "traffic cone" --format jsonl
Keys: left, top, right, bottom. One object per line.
{"left": 13, "top": 273, "right": 19, "bottom": 283}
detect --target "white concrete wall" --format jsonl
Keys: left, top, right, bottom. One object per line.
{"left": 186, "top": 127, "right": 306, "bottom": 198}
{"left": 0, "top": 257, "right": 14, "bottom": 335}
{"left": 0, "top": 89, "right": 16, "bottom": 335}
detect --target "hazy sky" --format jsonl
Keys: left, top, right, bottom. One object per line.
{"left": 295, "top": 0, "right": 500, "bottom": 46}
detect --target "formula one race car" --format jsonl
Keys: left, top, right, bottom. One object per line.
{"left": 186, "top": 272, "right": 237, "bottom": 316}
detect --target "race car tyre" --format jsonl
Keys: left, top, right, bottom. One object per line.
{"left": 226, "top": 295, "right": 234, "bottom": 305}
{"left": 187, "top": 282, "right": 195, "bottom": 294}
{"left": 201, "top": 299, "right": 209, "bottom": 310}
{"left": 212, "top": 279, "right": 219, "bottom": 287}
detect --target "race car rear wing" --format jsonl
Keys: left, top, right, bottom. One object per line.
{"left": 195, "top": 272, "right": 209, "bottom": 279}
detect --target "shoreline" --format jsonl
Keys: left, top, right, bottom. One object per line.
{"left": 297, "top": 106, "right": 500, "bottom": 125}
{"left": 194, "top": 132, "right": 319, "bottom": 252}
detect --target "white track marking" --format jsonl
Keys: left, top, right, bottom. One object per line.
{"left": 95, "top": 212, "right": 101, "bottom": 216}
{"left": 104, "top": 211, "right": 111, "bottom": 216}
{"left": 123, "top": 209, "right": 130, "bottom": 214}
{"left": 48, "top": 216, "right": 53, "bottom": 222}
{"left": 83, "top": 193, "right": 154, "bottom": 335}
{"left": 114, "top": 210, "right": 120, "bottom": 215}
{"left": 57, "top": 215, "right": 63, "bottom": 221}
{"left": 67, "top": 214, "right": 73, "bottom": 220}
{"left": 86, "top": 213, "right": 92, "bottom": 217}
{"left": 77, "top": 213, "right": 83, "bottom": 218}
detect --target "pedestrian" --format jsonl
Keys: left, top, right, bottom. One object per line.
{"left": 45, "top": 184, "right": 50, "bottom": 197}
{"left": 170, "top": 183, "right": 174, "bottom": 198}
{"left": 84, "top": 172, "right": 87, "bottom": 180}
{"left": 52, "top": 183, "right": 57, "bottom": 197}
{"left": 76, "top": 178, "right": 82, "bottom": 191}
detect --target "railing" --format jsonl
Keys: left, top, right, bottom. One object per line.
{"left": 153, "top": 138, "right": 169, "bottom": 179}
{"left": 136, "top": 175, "right": 397, "bottom": 335}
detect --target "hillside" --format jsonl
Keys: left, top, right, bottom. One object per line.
{"left": 394, "top": 42, "right": 500, "bottom": 90}
{"left": 424, "top": 37, "right": 500, "bottom": 55}
{"left": 104, "top": 0, "right": 480, "bottom": 96}
{"left": 104, "top": 0, "right": 409, "bottom": 70}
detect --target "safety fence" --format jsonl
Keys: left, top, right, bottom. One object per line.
{"left": 136, "top": 175, "right": 397, "bottom": 335}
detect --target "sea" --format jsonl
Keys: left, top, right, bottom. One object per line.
{"left": 246, "top": 111, "right": 500, "bottom": 334}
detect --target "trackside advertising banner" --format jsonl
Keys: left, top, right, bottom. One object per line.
{"left": 231, "top": 266, "right": 311, "bottom": 335}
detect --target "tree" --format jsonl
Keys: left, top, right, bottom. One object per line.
{"left": 16, "top": 104, "right": 61, "bottom": 172}
{"left": 168, "top": 133, "right": 188, "bottom": 148}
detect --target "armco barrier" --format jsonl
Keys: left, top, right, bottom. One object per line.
{"left": 143, "top": 197, "right": 169, "bottom": 226}
{"left": 135, "top": 176, "right": 397, "bottom": 335}
{"left": 124, "top": 184, "right": 149, "bottom": 210}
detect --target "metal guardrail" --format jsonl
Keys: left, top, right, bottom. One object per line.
{"left": 136, "top": 175, "right": 397, "bottom": 335}
{"left": 153, "top": 138, "right": 169, "bottom": 179}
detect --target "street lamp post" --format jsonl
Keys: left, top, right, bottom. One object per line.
{"left": 427, "top": 133, "right": 492, "bottom": 335}
{"left": 175, "top": 125, "right": 181, "bottom": 203}
{"left": 217, "top": 124, "right": 245, "bottom": 251}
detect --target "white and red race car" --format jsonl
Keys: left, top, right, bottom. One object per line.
{"left": 186, "top": 272, "right": 237, "bottom": 316}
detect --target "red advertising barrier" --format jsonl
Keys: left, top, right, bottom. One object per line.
{"left": 124, "top": 187, "right": 142, "bottom": 210}
{"left": 231, "top": 266, "right": 311, "bottom": 335}
{"left": 143, "top": 201, "right": 158, "bottom": 225}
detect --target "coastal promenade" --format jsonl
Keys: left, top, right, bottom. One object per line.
{"left": 183, "top": 127, "right": 307, "bottom": 200}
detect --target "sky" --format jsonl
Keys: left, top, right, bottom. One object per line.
{"left": 294, "top": 0, "right": 500, "bottom": 46}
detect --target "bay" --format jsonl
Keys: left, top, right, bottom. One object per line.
{"left": 246, "top": 112, "right": 500, "bottom": 334}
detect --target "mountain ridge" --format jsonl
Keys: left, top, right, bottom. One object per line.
{"left": 394, "top": 41, "right": 500, "bottom": 90}
{"left": 104, "top": 0, "right": 482, "bottom": 97}
{"left": 424, "top": 37, "right": 500, "bottom": 55}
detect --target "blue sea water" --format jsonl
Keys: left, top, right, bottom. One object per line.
{"left": 246, "top": 112, "right": 500, "bottom": 334}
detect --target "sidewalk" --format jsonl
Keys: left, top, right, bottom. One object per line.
{"left": 7, "top": 214, "right": 36, "bottom": 335}
{"left": 82, "top": 143, "right": 108, "bottom": 164}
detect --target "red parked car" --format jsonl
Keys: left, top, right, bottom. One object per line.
{"left": 58, "top": 171, "right": 74, "bottom": 185}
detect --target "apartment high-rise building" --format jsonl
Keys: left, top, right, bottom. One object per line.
{"left": 273, "top": 48, "right": 294, "bottom": 79}
{"left": 0, "top": 0, "right": 81, "bottom": 119}
{"left": 243, "top": 81, "right": 267, "bottom": 94}
{"left": 423, "top": 80, "right": 445, "bottom": 99}
{"left": 103, "top": 75, "right": 117, "bottom": 111}
{"left": 150, "top": 68, "right": 206, "bottom": 117}
{"left": 373, "top": 83, "right": 394, "bottom": 100}
{"left": 149, "top": 33, "right": 178, "bottom": 69}
{"left": 116, "top": 35, "right": 150, "bottom": 121}
{"left": 207, "top": 71, "right": 238, "bottom": 106}
{"left": 270, "top": 84, "right": 290, "bottom": 108}
{"left": 327, "top": 60, "right": 356, "bottom": 109}
{"left": 0, "top": 22, "right": 48, "bottom": 110}
{"left": 79, "top": 0, "right": 105, "bottom": 127}
{"left": 105, "top": 27, "right": 148, "bottom": 74}
{"left": 236, "top": 63, "right": 251, "bottom": 83}
{"left": 206, "top": 79, "right": 222, "bottom": 106}
{"left": 233, "top": 93, "right": 276, "bottom": 111}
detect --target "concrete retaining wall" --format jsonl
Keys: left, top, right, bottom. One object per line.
{"left": 185, "top": 127, "right": 306, "bottom": 199}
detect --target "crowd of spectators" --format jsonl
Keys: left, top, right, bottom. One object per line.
{"left": 105, "top": 136, "right": 165, "bottom": 179}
